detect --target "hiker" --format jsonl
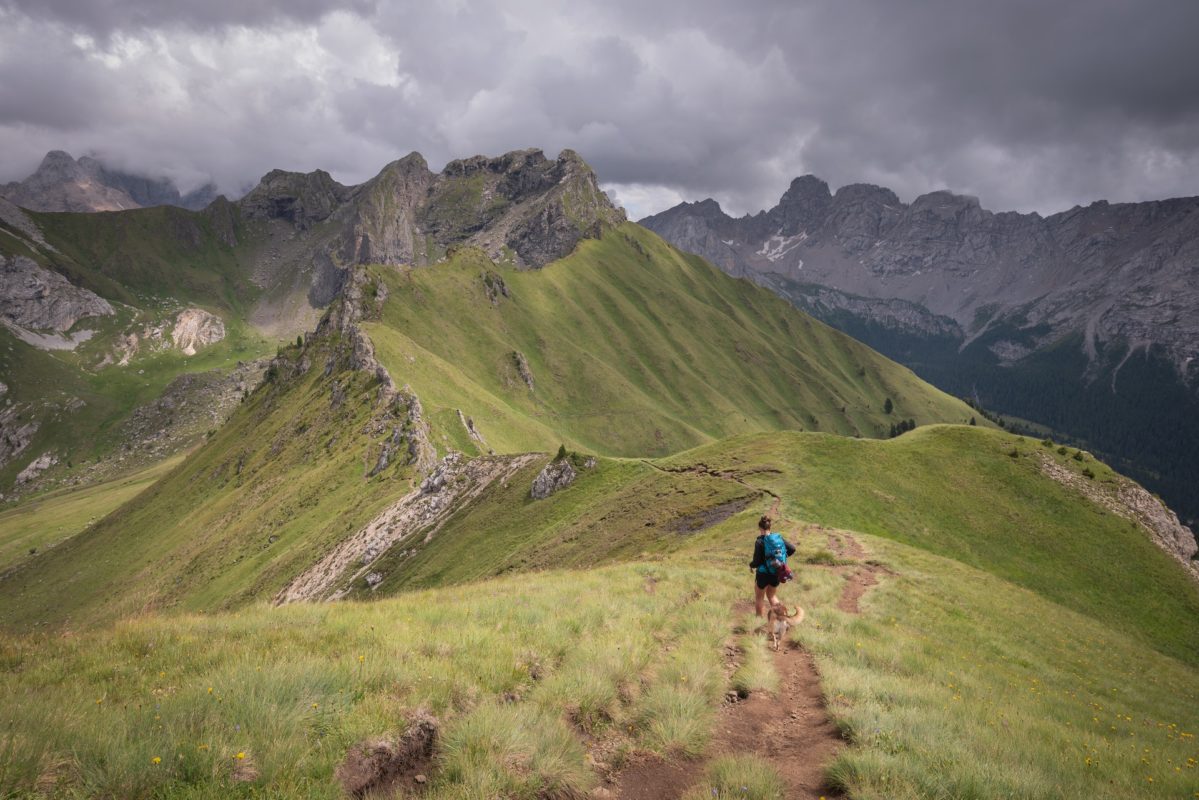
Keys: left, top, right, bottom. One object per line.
{"left": 749, "top": 514, "right": 796, "bottom": 616}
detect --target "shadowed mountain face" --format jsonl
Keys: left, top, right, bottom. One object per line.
{"left": 1, "top": 151, "right": 217, "bottom": 212}
{"left": 642, "top": 179, "right": 1199, "bottom": 523}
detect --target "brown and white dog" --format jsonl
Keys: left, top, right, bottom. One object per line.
{"left": 766, "top": 603, "right": 805, "bottom": 651}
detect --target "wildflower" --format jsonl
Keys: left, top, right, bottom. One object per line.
{"left": 312, "top": 702, "right": 319, "bottom": 708}
{"left": 235, "top": 752, "right": 246, "bottom": 760}
{"left": 207, "top": 687, "right": 213, "bottom": 694}
{"left": 358, "top": 655, "right": 365, "bottom": 663}
{"left": 152, "top": 756, "right": 161, "bottom": 765}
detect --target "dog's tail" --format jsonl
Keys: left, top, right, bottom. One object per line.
{"left": 788, "top": 606, "right": 805, "bottom": 624}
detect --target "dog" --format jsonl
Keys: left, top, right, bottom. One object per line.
{"left": 766, "top": 603, "right": 805, "bottom": 651}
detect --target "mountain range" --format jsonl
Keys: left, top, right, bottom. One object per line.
{"left": 1, "top": 150, "right": 219, "bottom": 213}
{"left": 642, "top": 178, "right": 1199, "bottom": 523}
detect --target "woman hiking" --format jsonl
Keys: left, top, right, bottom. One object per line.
{"left": 749, "top": 514, "right": 796, "bottom": 616}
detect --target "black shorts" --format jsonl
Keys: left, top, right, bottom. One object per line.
{"left": 755, "top": 571, "right": 780, "bottom": 589}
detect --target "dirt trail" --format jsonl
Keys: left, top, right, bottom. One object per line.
{"left": 611, "top": 606, "right": 845, "bottom": 800}
{"left": 826, "top": 529, "right": 890, "bottom": 614}
{"left": 611, "top": 503, "right": 881, "bottom": 800}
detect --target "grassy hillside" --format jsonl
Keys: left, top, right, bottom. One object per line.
{"left": 0, "top": 454, "right": 183, "bottom": 572}
{"left": 0, "top": 224, "right": 983, "bottom": 627}
{"left": 28, "top": 203, "right": 256, "bottom": 313}
{"left": 665, "top": 426, "right": 1199, "bottom": 666}
{"left": 1, "top": 499, "right": 1195, "bottom": 798}
{"left": 365, "top": 223, "right": 979, "bottom": 457}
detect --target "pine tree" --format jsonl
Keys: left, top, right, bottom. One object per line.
{"left": 884, "top": 397, "right": 894, "bottom": 414}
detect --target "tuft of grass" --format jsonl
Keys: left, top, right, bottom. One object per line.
{"left": 730, "top": 624, "right": 778, "bottom": 698}
{"left": 681, "top": 755, "right": 786, "bottom": 800}
{"left": 431, "top": 704, "right": 594, "bottom": 800}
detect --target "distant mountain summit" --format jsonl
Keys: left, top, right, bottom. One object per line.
{"left": 239, "top": 147, "right": 624, "bottom": 269}
{"left": 642, "top": 178, "right": 1199, "bottom": 522}
{"left": 1, "top": 151, "right": 217, "bottom": 212}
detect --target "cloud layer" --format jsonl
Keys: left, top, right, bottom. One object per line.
{"left": 2, "top": 0, "right": 1197, "bottom": 218}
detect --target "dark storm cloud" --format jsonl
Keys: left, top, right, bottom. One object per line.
{"left": 1, "top": 0, "right": 1197, "bottom": 217}
{"left": 1, "top": 0, "right": 378, "bottom": 35}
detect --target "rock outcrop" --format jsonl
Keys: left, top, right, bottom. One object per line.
{"left": 1038, "top": 455, "right": 1199, "bottom": 582}
{"left": 0, "top": 403, "right": 38, "bottom": 470}
{"left": 0, "top": 255, "right": 114, "bottom": 343}
{"left": 530, "top": 458, "right": 576, "bottom": 499}
{"left": 15, "top": 451, "right": 57, "bottom": 485}
{"left": 171, "top": 308, "right": 226, "bottom": 355}
{"left": 276, "top": 453, "right": 540, "bottom": 602}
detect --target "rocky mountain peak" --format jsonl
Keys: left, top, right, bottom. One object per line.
{"left": 1, "top": 150, "right": 216, "bottom": 212}
{"left": 239, "top": 168, "right": 351, "bottom": 229}
{"left": 772, "top": 174, "right": 832, "bottom": 234}
{"left": 833, "top": 183, "right": 901, "bottom": 208}
{"left": 232, "top": 147, "right": 624, "bottom": 321}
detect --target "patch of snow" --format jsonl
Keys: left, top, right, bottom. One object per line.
{"left": 755, "top": 228, "right": 807, "bottom": 262}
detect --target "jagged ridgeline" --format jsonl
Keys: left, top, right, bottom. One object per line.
{"left": 0, "top": 149, "right": 982, "bottom": 627}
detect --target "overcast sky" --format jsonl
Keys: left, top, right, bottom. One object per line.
{"left": 1, "top": 0, "right": 1197, "bottom": 219}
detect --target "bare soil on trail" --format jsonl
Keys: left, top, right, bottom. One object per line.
{"left": 610, "top": 601, "right": 845, "bottom": 800}
{"left": 825, "top": 529, "right": 891, "bottom": 615}
{"left": 608, "top": 506, "right": 888, "bottom": 800}
{"left": 714, "top": 602, "right": 846, "bottom": 799}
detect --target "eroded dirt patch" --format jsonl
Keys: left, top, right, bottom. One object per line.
{"left": 669, "top": 496, "right": 754, "bottom": 535}
{"left": 336, "top": 712, "right": 438, "bottom": 798}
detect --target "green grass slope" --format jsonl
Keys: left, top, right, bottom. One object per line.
{"left": 0, "top": 224, "right": 983, "bottom": 627}
{"left": 661, "top": 426, "right": 1199, "bottom": 666}
{"left": 1, "top": 496, "right": 1196, "bottom": 799}
{"left": 365, "top": 223, "right": 980, "bottom": 456}
{"left": 0, "top": 454, "right": 183, "bottom": 572}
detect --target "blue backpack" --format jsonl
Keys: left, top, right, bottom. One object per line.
{"left": 759, "top": 532, "right": 788, "bottom": 574}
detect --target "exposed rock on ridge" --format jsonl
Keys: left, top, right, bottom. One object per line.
{"left": 276, "top": 452, "right": 539, "bottom": 602}
{"left": 239, "top": 147, "right": 624, "bottom": 280}
{"left": 530, "top": 458, "right": 576, "bottom": 499}
{"left": 1038, "top": 455, "right": 1199, "bottom": 582}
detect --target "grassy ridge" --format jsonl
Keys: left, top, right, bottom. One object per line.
{"left": 0, "top": 222, "right": 983, "bottom": 627}
{"left": 667, "top": 426, "right": 1199, "bottom": 666}
{"left": 0, "top": 338, "right": 412, "bottom": 627}
{"left": 1, "top": 518, "right": 1195, "bottom": 798}
{"left": 366, "top": 223, "right": 981, "bottom": 457}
